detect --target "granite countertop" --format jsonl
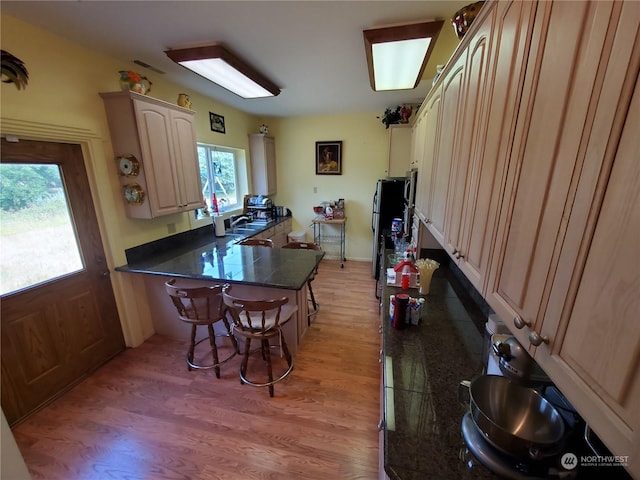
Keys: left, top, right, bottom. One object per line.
{"left": 115, "top": 218, "right": 323, "bottom": 290}
{"left": 381, "top": 250, "right": 498, "bottom": 480}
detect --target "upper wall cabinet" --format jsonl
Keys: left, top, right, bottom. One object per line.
{"left": 385, "top": 124, "right": 412, "bottom": 177}
{"left": 424, "top": 51, "right": 466, "bottom": 246}
{"left": 100, "top": 91, "right": 204, "bottom": 219}
{"left": 411, "top": 0, "right": 640, "bottom": 473}
{"left": 249, "top": 134, "right": 277, "bottom": 196}
{"left": 450, "top": 0, "right": 537, "bottom": 293}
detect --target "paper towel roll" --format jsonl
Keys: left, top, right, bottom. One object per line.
{"left": 214, "top": 215, "right": 225, "bottom": 237}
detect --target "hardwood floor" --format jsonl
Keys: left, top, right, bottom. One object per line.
{"left": 11, "top": 260, "right": 382, "bottom": 480}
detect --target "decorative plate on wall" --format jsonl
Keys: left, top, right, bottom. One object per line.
{"left": 122, "top": 184, "right": 145, "bottom": 204}
{"left": 117, "top": 154, "right": 140, "bottom": 176}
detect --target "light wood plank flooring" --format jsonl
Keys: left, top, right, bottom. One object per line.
{"left": 11, "top": 260, "right": 381, "bottom": 480}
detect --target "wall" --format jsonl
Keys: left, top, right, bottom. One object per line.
{"left": 272, "top": 113, "right": 389, "bottom": 260}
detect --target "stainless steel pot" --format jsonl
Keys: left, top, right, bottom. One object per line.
{"left": 461, "top": 375, "right": 565, "bottom": 460}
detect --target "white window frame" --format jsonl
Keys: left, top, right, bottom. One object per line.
{"left": 190, "top": 143, "right": 248, "bottom": 230}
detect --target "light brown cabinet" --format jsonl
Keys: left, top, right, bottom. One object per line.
{"left": 424, "top": 53, "right": 465, "bottom": 246}
{"left": 249, "top": 134, "right": 277, "bottom": 195}
{"left": 100, "top": 91, "right": 204, "bottom": 219}
{"left": 385, "top": 124, "right": 412, "bottom": 177}
{"left": 499, "top": 2, "right": 640, "bottom": 472}
{"left": 411, "top": 0, "right": 640, "bottom": 474}
{"left": 413, "top": 90, "right": 440, "bottom": 225}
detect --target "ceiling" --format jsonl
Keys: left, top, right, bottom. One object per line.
{"left": 1, "top": 1, "right": 468, "bottom": 118}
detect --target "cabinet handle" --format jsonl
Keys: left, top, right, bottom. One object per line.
{"left": 513, "top": 315, "right": 530, "bottom": 329}
{"left": 529, "top": 331, "right": 549, "bottom": 346}
{"left": 378, "top": 419, "right": 385, "bottom": 431}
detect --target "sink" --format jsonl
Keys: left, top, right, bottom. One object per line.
{"left": 231, "top": 227, "right": 256, "bottom": 234}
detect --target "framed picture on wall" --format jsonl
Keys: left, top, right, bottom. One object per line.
{"left": 209, "top": 112, "right": 226, "bottom": 133}
{"left": 315, "top": 141, "right": 342, "bottom": 175}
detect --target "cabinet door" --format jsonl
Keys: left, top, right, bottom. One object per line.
{"left": 457, "top": 0, "right": 537, "bottom": 293}
{"left": 413, "top": 94, "right": 439, "bottom": 223}
{"left": 170, "top": 109, "right": 204, "bottom": 211}
{"left": 134, "top": 100, "right": 182, "bottom": 216}
{"left": 443, "top": 6, "right": 495, "bottom": 265}
{"left": 386, "top": 125, "right": 411, "bottom": 177}
{"left": 531, "top": 4, "right": 640, "bottom": 473}
{"left": 425, "top": 53, "right": 466, "bottom": 245}
{"left": 486, "top": 1, "right": 613, "bottom": 346}
{"left": 250, "top": 134, "right": 277, "bottom": 196}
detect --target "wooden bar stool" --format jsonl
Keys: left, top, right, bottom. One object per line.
{"left": 238, "top": 238, "right": 273, "bottom": 247}
{"left": 222, "top": 284, "right": 297, "bottom": 397}
{"left": 165, "top": 279, "right": 238, "bottom": 377}
{"left": 282, "top": 241, "right": 321, "bottom": 322}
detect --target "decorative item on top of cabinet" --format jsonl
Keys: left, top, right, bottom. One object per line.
{"left": 249, "top": 133, "right": 277, "bottom": 195}
{"left": 451, "top": 1, "right": 485, "bottom": 39}
{"left": 118, "top": 70, "right": 152, "bottom": 95}
{"left": 100, "top": 90, "right": 204, "bottom": 218}
{"left": 176, "top": 93, "right": 191, "bottom": 109}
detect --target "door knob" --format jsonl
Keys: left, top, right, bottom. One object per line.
{"left": 513, "top": 315, "right": 531, "bottom": 329}
{"left": 529, "top": 331, "right": 549, "bottom": 346}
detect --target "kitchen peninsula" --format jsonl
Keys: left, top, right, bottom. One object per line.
{"left": 116, "top": 218, "right": 322, "bottom": 355}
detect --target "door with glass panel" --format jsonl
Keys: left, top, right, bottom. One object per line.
{"left": 0, "top": 138, "right": 125, "bottom": 426}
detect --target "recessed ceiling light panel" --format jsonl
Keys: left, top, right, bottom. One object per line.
{"left": 363, "top": 21, "right": 443, "bottom": 92}
{"left": 165, "top": 44, "right": 280, "bottom": 99}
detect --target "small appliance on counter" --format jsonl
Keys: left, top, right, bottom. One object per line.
{"left": 458, "top": 316, "right": 632, "bottom": 479}
{"left": 244, "top": 195, "right": 275, "bottom": 223}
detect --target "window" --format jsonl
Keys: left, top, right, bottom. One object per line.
{"left": 197, "top": 143, "right": 242, "bottom": 216}
{"left": 0, "top": 163, "right": 83, "bottom": 295}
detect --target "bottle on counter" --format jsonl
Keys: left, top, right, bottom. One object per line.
{"left": 392, "top": 294, "right": 409, "bottom": 329}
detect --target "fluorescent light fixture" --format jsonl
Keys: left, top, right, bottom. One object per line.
{"left": 165, "top": 44, "right": 280, "bottom": 99}
{"left": 363, "top": 21, "right": 443, "bottom": 91}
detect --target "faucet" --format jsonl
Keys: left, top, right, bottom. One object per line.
{"left": 230, "top": 216, "right": 251, "bottom": 231}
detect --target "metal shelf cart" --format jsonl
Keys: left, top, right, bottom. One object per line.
{"left": 312, "top": 217, "right": 346, "bottom": 268}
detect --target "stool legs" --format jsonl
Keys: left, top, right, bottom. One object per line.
{"left": 237, "top": 335, "right": 294, "bottom": 397}
{"left": 207, "top": 324, "right": 221, "bottom": 378}
{"left": 307, "top": 280, "right": 319, "bottom": 325}
{"left": 240, "top": 338, "right": 251, "bottom": 385}
{"left": 185, "top": 323, "right": 237, "bottom": 373}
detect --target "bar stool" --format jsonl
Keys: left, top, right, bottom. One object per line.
{"left": 238, "top": 238, "right": 273, "bottom": 247}
{"left": 165, "top": 279, "right": 237, "bottom": 377}
{"left": 282, "top": 241, "right": 321, "bottom": 322}
{"left": 222, "top": 284, "right": 297, "bottom": 397}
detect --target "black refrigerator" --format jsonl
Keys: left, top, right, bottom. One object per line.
{"left": 371, "top": 178, "right": 406, "bottom": 279}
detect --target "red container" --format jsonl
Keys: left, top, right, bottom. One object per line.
{"left": 393, "top": 294, "right": 410, "bottom": 329}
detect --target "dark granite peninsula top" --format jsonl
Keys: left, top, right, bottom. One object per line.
{"left": 381, "top": 250, "right": 497, "bottom": 480}
{"left": 116, "top": 219, "right": 323, "bottom": 291}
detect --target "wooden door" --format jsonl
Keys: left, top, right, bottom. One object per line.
{"left": 414, "top": 91, "right": 440, "bottom": 223}
{"left": 458, "top": 0, "right": 538, "bottom": 294}
{"left": 170, "top": 108, "right": 204, "bottom": 211}
{"left": 133, "top": 99, "right": 182, "bottom": 216}
{"left": 486, "top": 1, "right": 611, "bottom": 345}
{"left": 531, "top": 3, "right": 640, "bottom": 472}
{"left": 443, "top": 7, "right": 495, "bottom": 265}
{"left": 426, "top": 53, "right": 465, "bottom": 245}
{"left": 1, "top": 138, "right": 125, "bottom": 426}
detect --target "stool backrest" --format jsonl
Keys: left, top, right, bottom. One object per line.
{"left": 222, "top": 284, "right": 289, "bottom": 333}
{"left": 238, "top": 238, "right": 273, "bottom": 247}
{"left": 282, "top": 241, "right": 322, "bottom": 251}
{"left": 165, "top": 279, "right": 224, "bottom": 323}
